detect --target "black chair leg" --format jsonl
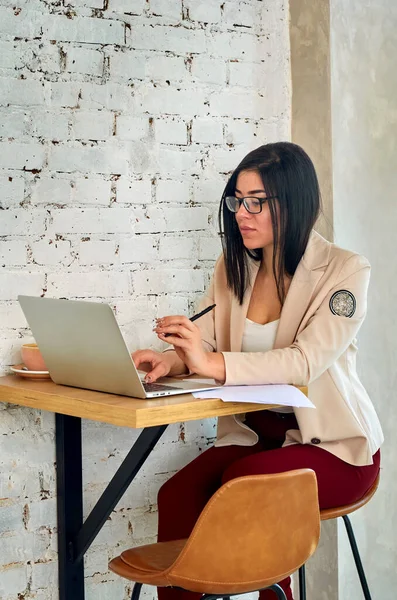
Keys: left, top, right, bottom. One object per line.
{"left": 342, "top": 515, "right": 372, "bottom": 600}
{"left": 298, "top": 564, "right": 306, "bottom": 600}
{"left": 131, "top": 582, "right": 143, "bottom": 600}
{"left": 268, "top": 584, "right": 288, "bottom": 600}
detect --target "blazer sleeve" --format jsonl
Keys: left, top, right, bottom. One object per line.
{"left": 222, "top": 254, "right": 371, "bottom": 386}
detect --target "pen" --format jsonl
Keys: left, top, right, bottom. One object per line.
{"left": 190, "top": 303, "right": 216, "bottom": 322}
{"left": 161, "top": 304, "right": 216, "bottom": 336}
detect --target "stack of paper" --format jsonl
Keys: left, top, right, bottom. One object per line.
{"left": 191, "top": 383, "right": 314, "bottom": 408}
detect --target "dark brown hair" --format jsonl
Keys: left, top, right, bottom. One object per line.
{"left": 218, "top": 142, "right": 321, "bottom": 305}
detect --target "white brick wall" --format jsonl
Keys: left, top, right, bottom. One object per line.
{"left": 66, "top": 46, "right": 105, "bottom": 77}
{"left": 0, "top": 1, "right": 290, "bottom": 598}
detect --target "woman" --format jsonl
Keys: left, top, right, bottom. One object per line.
{"left": 133, "top": 142, "right": 383, "bottom": 600}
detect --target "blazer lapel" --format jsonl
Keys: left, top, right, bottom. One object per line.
{"left": 274, "top": 230, "right": 332, "bottom": 349}
{"left": 273, "top": 267, "right": 324, "bottom": 349}
{"left": 229, "top": 230, "right": 332, "bottom": 352}
{"left": 226, "top": 230, "right": 331, "bottom": 352}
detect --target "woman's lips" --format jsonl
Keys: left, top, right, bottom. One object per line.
{"left": 239, "top": 226, "right": 256, "bottom": 233}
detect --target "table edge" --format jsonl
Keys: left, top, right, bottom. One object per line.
{"left": 0, "top": 376, "right": 308, "bottom": 428}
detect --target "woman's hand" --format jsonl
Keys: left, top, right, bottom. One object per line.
{"left": 154, "top": 315, "right": 215, "bottom": 378}
{"left": 131, "top": 349, "right": 181, "bottom": 383}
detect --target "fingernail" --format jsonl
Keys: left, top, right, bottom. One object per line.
{"left": 145, "top": 375, "right": 152, "bottom": 383}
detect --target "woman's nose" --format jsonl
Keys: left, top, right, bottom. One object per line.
{"left": 236, "top": 202, "right": 250, "bottom": 218}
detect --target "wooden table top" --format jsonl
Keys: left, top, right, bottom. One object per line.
{"left": 0, "top": 375, "right": 307, "bottom": 429}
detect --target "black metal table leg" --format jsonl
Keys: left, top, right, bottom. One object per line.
{"left": 55, "top": 415, "right": 168, "bottom": 600}
{"left": 56, "top": 413, "right": 85, "bottom": 600}
{"left": 72, "top": 424, "right": 168, "bottom": 563}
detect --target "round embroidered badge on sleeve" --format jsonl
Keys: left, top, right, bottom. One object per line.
{"left": 329, "top": 290, "right": 356, "bottom": 318}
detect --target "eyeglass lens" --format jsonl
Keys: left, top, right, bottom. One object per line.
{"left": 225, "top": 196, "right": 263, "bottom": 214}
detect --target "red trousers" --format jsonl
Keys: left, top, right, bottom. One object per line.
{"left": 157, "top": 411, "right": 380, "bottom": 600}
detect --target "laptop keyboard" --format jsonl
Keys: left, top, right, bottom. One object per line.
{"left": 143, "top": 382, "right": 182, "bottom": 393}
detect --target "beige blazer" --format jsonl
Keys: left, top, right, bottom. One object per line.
{"left": 195, "top": 230, "right": 383, "bottom": 467}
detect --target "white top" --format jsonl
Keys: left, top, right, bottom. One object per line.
{"left": 241, "top": 318, "right": 294, "bottom": 414}
{"left": 241, "top": 318, "right": 280, "bottom": 353}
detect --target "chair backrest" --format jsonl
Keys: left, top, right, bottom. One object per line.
{"left": 166, "top": 469, "right": 320, "bottom": 594}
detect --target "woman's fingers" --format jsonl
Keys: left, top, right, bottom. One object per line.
{"left": 155, "top": 324, "right": 194, "bottom": 339}
{"left": 155, "top": 315, "right": 196, "bottom": 332}
{"left": 157, "top": 333, "right": 189, "bottom": 348}
{"left": 145, "top": 361, "right": 171, "bottom": 383}
{"left": 132, "top": 349, "right": 157, "bottom": 370}
{"left": 132, "top": 349, "right": 172, "bottom": 383}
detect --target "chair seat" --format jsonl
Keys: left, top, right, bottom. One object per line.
{"left": 110, "top": 535, "right": 303, "bottom": 594}
{"left": 320, "top": 473, "right": 380, "bottom": 521}
{"left": 110, "top": 539, "right": 187, "bottom": 586}
{"left": 109, "top": 471, "right": 320, "bottom": 595}
{"left": 110, "top": 537, "right": 298, "bottom": 593}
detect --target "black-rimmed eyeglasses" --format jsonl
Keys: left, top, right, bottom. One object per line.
{"left": 225, "top": 195, "right": 278, "bottom": 215}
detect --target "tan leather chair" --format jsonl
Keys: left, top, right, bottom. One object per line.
{"left": 109, "top": 469, "right": 320, "bottom": 600}
{"left": 298, "top": 473, "right": 380, "bottom": 600}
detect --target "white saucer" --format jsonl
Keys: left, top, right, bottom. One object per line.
{"left": 11, "top": 364, "right": 51, "bottom": 380}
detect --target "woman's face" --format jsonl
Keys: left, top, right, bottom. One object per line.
{"left": 234, "top": 170, "right": 276, "bottom": 250}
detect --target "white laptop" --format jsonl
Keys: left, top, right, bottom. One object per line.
{"left": 18, "top": 296, "right": 222, "bottom": 399}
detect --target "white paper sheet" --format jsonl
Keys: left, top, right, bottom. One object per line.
{"left": 192, "top": 384, "right": 314, "bottom": 408}
{"left": 181, "top": 378, "right": 218, "bottom": 385}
